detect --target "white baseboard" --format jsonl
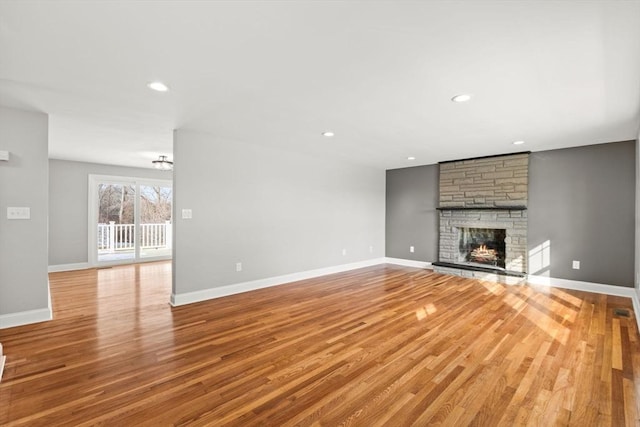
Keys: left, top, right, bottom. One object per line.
{"left": 526, "top": 274, "right": 637, "bottom": 298}
{"left": 0, "top": 341, "right": 4, "bottom": 383}
{"left": 0, "top": 306, "right": 52, "bottom": 329}
{"left": 0, "top": 355, "right": 5, "bottom": 383}
{"left": 384, "top": 257, "right": 433, "bottom": 269}
{"left": 0, "top": 279, "right": 53, "bottom": 329}
{"left": 171, "top": 258, "right": 387, "bottom": 306}
{"left": 171, "top": 257, "right": 435, "bottom": 306}
{"left": 632, "top": 291, "right": 640, "bottom": 333}
{"left": 48, "top": 262, "right": 90, "bottom": 273}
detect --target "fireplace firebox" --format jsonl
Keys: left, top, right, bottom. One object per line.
{"left": 458, "top": 227, "right": 506, "bottom": 269}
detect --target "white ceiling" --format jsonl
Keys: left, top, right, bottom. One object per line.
{"left": 1, "top": 1, "right": 639, "bottom": 170}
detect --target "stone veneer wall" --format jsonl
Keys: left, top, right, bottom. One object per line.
{"left": 436, "top": 153, "right": 530, "bottom": 279}
{"left": 439, "top": 153, "right": 529, "bottom": 208}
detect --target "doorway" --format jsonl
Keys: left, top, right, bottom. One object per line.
{"left": 88, "top": 175, "right": 172, "bottom": 266}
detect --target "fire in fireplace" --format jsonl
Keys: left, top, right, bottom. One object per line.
{"left": 458, "top": 227, "right": 506, "bottom": 269}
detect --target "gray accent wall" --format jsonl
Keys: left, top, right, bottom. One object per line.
{"left": 0, "top": 107, "right": 49, "bottom": 316}
{"left": 173, "top": 129, "right": 385, "bottom": 297}
{"left": 49, "top": 159, "right": 170, "bottom": 266}
{"left": 528, "top": 141, "right": 635, "bottom": 287}
{"left": 385, "top": 164, "right": 439, "bottom": 262}
{"left": 386, "top": 141, "right": 635, "bottom": 288}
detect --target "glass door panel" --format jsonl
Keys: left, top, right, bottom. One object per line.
{"left": 139, "top": 185, "right": 173, "bottom": 259}
{"left": 97, "top": 183, "right": 137, "bottom": 263}
{"left": 91, "top": 175, "right": 172, "bottom": 266}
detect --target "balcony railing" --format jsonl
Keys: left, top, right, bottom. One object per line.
{"left": 98, "top": 221, "right": 172, "bottom": 252}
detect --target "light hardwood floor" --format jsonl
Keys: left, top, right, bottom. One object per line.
{"left": 0, "top": 262, "right": 638, "bottom": 426}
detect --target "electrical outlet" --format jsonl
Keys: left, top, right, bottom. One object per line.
{"left": 410, "top": 246, "right": 415, "bottom": 253}
{"left": 236, "top": 262, "right": 242, "bottom": 272}
{"left": 369, "top": 245, "right": 374, "bottom": 253}
{"left": 342, "top": 248, "right": 347, "bottom": 256}
{"left": 572, "top": 260, "right": 580, "bottom": 270}
{"left": 7, "top": 207, "right": 30, "bottom": 220}
{"left": 181, "top": 209, "right": 193, "bottom": 219}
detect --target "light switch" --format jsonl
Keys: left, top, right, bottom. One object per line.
{"left": 7, "top": 207, "right": 31, "bottom": 220}
{"left": 181, "top": 209, "right": 193, "bottom": 219}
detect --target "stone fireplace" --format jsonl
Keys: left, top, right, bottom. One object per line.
{"left": 433, "top": 153, "right": 529, "bottom": 283}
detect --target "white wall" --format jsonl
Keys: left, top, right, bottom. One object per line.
{"left": 49, "top": 159, "right": 170, "bottom": 267}
{"left": 0, "top": 107, "right": 50, "bottom": 327}
{"left": 636, "top": 134, "right": 640, "bottom": 299}
{"left": 172, "top": 129, "right": 385, "bottom": 301}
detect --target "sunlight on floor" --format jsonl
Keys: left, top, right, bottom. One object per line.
{"left": 415, "top": 303, "right": 437, "bottom": 320}
{"left": 481, "top": 281, "right": 506, "bottom": 296}
{"left": 502, "top": 291, "right": 571, "bottom": 345}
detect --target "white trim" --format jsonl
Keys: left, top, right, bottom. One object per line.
{"left": 632, "top": 290, "right": 640, "bottom": 333}
{"left": 0, "top": 355, "right": 5, "bottom": 383}
{"left": 0, "top": 281, "right": 53, "bottom": 329}
{"left": 48, "top": 279, "right": 52, "bottom": 316}
{"left": 0, "top": 307, "right": 52, "bottom": 329}
{"left": 0, "top": 341, "right": 5, "bottom": 382}
{"left": 384, "top": 257, "right": 433, "bottom": 269}
{"left": 172, "top": 258, "right": 435, "bottom": 306}
{"left": 526, "top": 274, "right": 637, "bottom": 298}
{"left": 171, "top": 258, "right": 386, "bottom": 306}
{"left": 48, "top": 262, "right": 90, "bottom": 273}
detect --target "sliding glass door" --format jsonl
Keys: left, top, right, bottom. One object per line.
{"left": 89, "top": 175, "right": 172, "bottom": 266}
{"left": 96, "top": 182, "right": 137, "bottom": 263}
{"left": 139, "top": 184, "right": 173, "bottom": 259}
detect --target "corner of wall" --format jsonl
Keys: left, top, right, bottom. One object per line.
{"left": 633, "top": 288, "right": 640, "bottom": 334}
{"left": 0, "top": 107, "right": 50, "bottom": 326}
{"left": 636, "top": 137, "right": 639, "bottom": 295}
{"left": 0, "top": 342, "right": 5, "bottom": 382}
{"left": 0, "top": 283, "right": 52, "bottom": 329}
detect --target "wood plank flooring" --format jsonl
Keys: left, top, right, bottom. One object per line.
{"left": 0, "top": 262, "right": 638, "bottom": 426}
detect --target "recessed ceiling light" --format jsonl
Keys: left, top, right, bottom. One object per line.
{"left": 451, "top": 94, "right": 472, "bottom": 103}
{"left": 322, "top": 131, "right": 335, "bottom": 137}
{"left": 147, "top": 81, "right": 169, "bottom": 92}
{"left": 512, "top": 140, "right": 525, "bottom": 145}
{"left": 407, "top": 156, "right": 416, "bottom": 160}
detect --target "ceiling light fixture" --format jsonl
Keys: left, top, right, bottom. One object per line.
{"left": 147, "top": 81, "right": 169, "bottom": 92}
{"left": 451, "top": 94, "right": 472, "bottom": 103}
{"left": 322, "top": 131, "right": 335, "bottom": 137}
{"left": 407, "top": 156, "right": 416, "bottom": 160}
{"left": 512, "top": 140, "right": 525, "bottom": 145}
{"left": 152, "top": 155, "right": 173, "bottom": 170}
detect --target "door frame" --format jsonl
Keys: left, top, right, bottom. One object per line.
{"left": 88, "top": 174, "right": 173, "bottom": 268}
